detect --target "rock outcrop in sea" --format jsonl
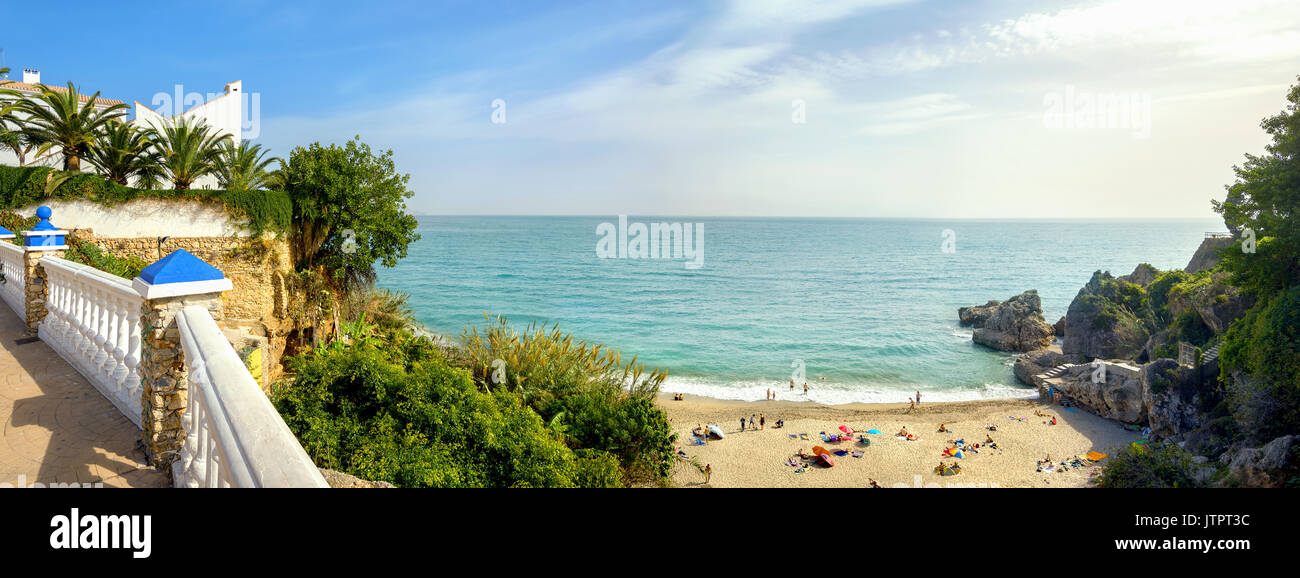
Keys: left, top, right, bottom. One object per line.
{"left": 958, "top": 290, "right": 1055, "bottom": 353}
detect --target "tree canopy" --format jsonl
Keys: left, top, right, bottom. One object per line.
{"left": 280, "top": 136, "right": 420, "bottom": 292}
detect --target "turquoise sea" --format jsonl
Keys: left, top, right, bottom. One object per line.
{"left": 377, "top": 217, "right": 1222, "bottom": 404}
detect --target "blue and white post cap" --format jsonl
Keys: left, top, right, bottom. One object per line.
{"left": 0, "top": 223, "right": 13, "bottom": 240}
{"left": 22, "top": 206, "right": 68, "bottom": 251}
{"left": 132, "top": 249, "right": 233, "bottom": 299}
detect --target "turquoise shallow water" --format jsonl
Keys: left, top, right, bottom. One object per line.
{"left": 377, "top": 217, "right": 1221, "bottom": 404}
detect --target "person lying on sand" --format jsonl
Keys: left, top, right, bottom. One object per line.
{"left": 897, "top": 427, "right": 910, "bottom": 437}
{"left": 868, "top": 478, "right": 882, "bottom": 488}
{"left": 938, "top": 423, "right": 949, "bottom": 433}
{"left": 775, "top": 419, "right": 784, "bottom": 428}
{"left": 985, "top": 424, "right": 998, "bottom": 431}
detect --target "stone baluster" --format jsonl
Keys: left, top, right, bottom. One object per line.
{"left": 124, "top": 306, "right": 143, "bottom": 403}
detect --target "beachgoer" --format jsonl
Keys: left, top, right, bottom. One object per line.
{"left": 740, "top": 417, "right": 746, "bottom": 431}
{"left": 749, "top": 414, "right": 756, "bottom": 429}
{"left": 916, "top": 391, "right": 922, "bottom": 405}
{"left": 938, "top": 423, "right": 948, "bottom": 433}
{"left": 776, "top": 419, "right": 784, "bottom": 428}
{"left": 704, "top": 464, "right": 712, "bottom": 483}
{"left": 803, "top": 383, "right": 809, "bottom": 394}
{"left": 760, "top": 414, "right": 766, "bottom": 429}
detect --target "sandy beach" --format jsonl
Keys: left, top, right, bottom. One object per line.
{"left": 658, "top": 392, "right": 1140, "bottom": 488}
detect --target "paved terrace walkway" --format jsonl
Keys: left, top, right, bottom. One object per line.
{"left": 0, "top": 304, "right": 166, "bottom": 488}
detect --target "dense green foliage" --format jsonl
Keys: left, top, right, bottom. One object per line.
{"left": 273, "top": 337, "right": 624, "bottom": 488}
{"left": 63, "top": 238, "right": 148, "bottom": 280}
{"left": 461, "top": 315, "right": 677, "bottom": 481}
{"left": 1213, "top": 77, "right": 1300, "bottom": 444}
{"left": 0, "top": 165, "right": 291, "bottom": 235}
{"left": 1218, "top": 286, "right": 1300, "bottom": 441}
{"left": 278, "top": 137, "right": 420, "bottom": 292}
{"left": 1096, "top": 443, "right": 1207, "bottom": 488}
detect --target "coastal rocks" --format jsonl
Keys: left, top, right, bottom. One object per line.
{"left": 1185, "top": 236, "right": 1235, "bottom": 274}
{"left": 1140, "top": 359, "right": 1207, "bottom": 439}
{"left": 1217, "top": 435, "right": 1300, "bottom": 488}
{"left": 1051, "top": 362, "right": 1147, "bottom": 424}
{"left": 1119, "top": 263, "right": 1159, "bottom": 287}
{"left": 959, "top": 290, "right": 1056, "bottom": 353}
{"left": 319, "top": 468, "right": 396, "bottom": 488}
{"left": 1062, "top": 271, "right": 1146, "bottom": 360}
{"left": 958, "top": 300, "right": 1000, "bottom": 327}
{"left": 1053, "top": 316, "right": 1065, "bottom": 337}
{"left": 1167, "top": 271, "right": 1253, "bottom": 334}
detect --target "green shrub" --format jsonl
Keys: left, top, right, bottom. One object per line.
{"left": 1219, "top": 286, "right": 1300, "bottom": 442}
{"left": 274, "top": 340, "right": 606, "bottom": 488}
{"left": 461, "top": 314, "right": 676, "bottom": 482}
{"left": 63, "top": 238, "right": 149, "bottom": 280}
{"left": 1096, "top": 442, "right": 1206, "bottom": 488}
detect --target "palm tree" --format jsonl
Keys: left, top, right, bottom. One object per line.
{"left": 215, "top": 141, "right": 279, "bottom": 190}
{"left": 86, "top": 120, "right": 163, "bottom": 186}
{"left": 10, "top": 82, "right": 128, "bottom": 171}
{"left": 147, "top": 116, "right": 231, "bottom": 189}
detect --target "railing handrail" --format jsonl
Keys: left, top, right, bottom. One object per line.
{"left": 176, "top": 305, "right": 328, "bottom": 488}
{"left": 0, "top": 241, "right": 22, "bottom": 256}
{"left": 39, "top": 256, "right": 140, "bottom": 300}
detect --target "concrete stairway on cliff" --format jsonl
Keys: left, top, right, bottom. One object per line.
{"left": 1203, "top": 342, "right": 1223, "bottom": 364}
{"left": 1039, "top": 362, "right": 1087, "bottom": 380}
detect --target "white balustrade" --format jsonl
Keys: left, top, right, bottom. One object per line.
{"left": 174, "top": 305, "right": 328, "bottom": 488}
{"left": 37, "top": 256, "right": 144, "bottom": 427}
{"left": 0, "top": 242, "right": 25, "bottom": 320}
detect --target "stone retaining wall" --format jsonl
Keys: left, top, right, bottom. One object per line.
{"left": 70, "top": 230, "right": 296, "bottom": 388}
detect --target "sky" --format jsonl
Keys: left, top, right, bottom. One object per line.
{"left": 3, "top": 0, "right": 1298, "bottom": 219}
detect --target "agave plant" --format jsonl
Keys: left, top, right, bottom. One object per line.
{"left": 9, "top": 82, "right": 128, "bottom": 171}
{"left": 147, "top": 115, "right": 231, "bottom": 189}
{"left": 86, "top": 120, "right": 163, "bottom": 186}
{"left": 215, "top": 140, "right": 280, "bottom": 190}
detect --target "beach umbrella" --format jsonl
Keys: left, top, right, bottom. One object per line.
{"left": 865, "top": 429, "right": 882, "bottom": 434}
{"left": 838, "top": 426, "right": 854, "bottom": 435}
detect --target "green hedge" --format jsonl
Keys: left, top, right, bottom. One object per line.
{"left": 0, "top": 165, "right": 291, "bottom": 235}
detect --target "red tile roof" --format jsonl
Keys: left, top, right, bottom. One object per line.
{"left": 0, "top": 81, "right": 126, "bottom": 107}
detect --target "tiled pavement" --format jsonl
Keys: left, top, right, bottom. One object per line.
{"left": 0, "top": 304, "right": 167, "bottom": 488}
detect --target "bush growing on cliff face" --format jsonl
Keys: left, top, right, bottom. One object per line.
{"left": 1219, "top": 286, "right": 1300, "bottom": 442}
{"left": 1096, "top": 443, "right": 1206, "bottom": 488}
{"left": 273, "top": 341, "right": 623, "bottom": 488}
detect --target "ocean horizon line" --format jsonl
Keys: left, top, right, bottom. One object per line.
{"left": 411, "top": 214, "right": 1223, "bottom": 223}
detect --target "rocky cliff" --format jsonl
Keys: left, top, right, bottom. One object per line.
{"left": 1062, "top": 271, "right": 1145, "bottom": 360}
{"left": 1186, "top": 236, "right": 1234, "bottom": 274}
{"left": 958, "top": 290, "right": 1055, "bottom": 353}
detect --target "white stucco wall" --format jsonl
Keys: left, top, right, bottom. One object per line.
{"left": 16, "top": 199, "right": 248, "bottom": 238}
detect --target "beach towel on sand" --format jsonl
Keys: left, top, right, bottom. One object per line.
{"left": 800, "top": 433, "right": 810, "bottom": 440}
{"left": 851, "top": 451, "right": 864, "bottom": 458}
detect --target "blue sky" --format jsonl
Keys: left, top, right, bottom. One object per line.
{"left": 3, "top": 0, "right": 1298, "bottom": 218}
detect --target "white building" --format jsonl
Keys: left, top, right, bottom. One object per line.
{"left": 1, "top": 68, "right": 245, "bottom": 189}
